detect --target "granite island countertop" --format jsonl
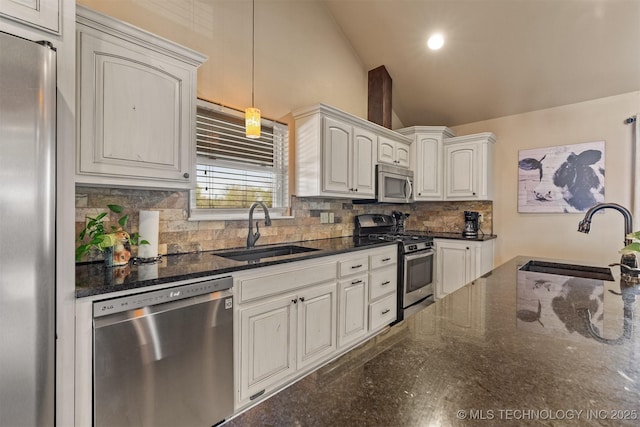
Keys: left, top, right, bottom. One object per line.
{"left": 75, "top": 237, "right": 397, "bottom": 298}
{"left": 225, "top": 255, "right": 640, "bottom": 426}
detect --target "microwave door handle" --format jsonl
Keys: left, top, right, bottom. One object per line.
{"left": 405, "top": 177, "right": 413, "bottom": 202}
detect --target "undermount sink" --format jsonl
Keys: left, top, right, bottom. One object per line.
{"left": 215, "top": 245, "right": 319, "bottom": 262}
{"left": 519, "top": 260, "right": 614, "bottom": 281}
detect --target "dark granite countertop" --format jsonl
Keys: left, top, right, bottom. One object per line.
{"left": 226, "top": 255, "right": 640, "bottom": 426}
{"left": 75, "top": 237, "right": 397, "bottom": 298}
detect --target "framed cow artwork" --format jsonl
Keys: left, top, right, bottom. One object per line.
{"left": 518, "top": 141, "right": 605, "bottom": 213}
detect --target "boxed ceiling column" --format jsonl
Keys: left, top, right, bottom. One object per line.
{"left": 368, "top": 65, "right": 392, "bottom": 129}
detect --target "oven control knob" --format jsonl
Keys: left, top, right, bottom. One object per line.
{"left": 408, "top": 244, "right": 417, "bottom": 251}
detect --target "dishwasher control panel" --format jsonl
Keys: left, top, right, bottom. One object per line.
{"left": 93, "top": 276, "right": 233, "bottom": 317}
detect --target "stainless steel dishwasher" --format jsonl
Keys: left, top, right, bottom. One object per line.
{"left": 93, "top": 276, "right": 234, "bottom": 427}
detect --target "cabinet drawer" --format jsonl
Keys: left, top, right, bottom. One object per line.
{"left": 239, "top": 262, "right": 337, "bottom": 303}
{"left": 369, "top": 266, "right": 396, "bottom": 301}
{"left": 369, "top": 251, "right": 397, "bottom": 270}
{"left": 338, "top": 256, "right": 369, "bottom": 277}
{"left": 369, "top": 294, "right": 397, "bottom": 331}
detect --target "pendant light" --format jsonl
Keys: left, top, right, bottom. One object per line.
{"left": 245, "top": 0, "right": 261, "bottom": 139}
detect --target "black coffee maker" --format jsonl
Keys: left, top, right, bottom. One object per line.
{"left": 463, "top": 211, "right": 480, "bottom": 237}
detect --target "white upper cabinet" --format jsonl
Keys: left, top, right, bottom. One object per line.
{"left": 0, "top": 0, "right": 59, "bottom": 33}
{"left": 75, "top": 5, "right": 207, "bottom": 189}
{"left": 294, "top": 103, "right": 412, "bottom": 199}
{"left": 320, "top": 116, "right": 376, "bottom": 197}
{"left": 378, "top": 135, "right": 410, "bottom": 168}
{"left": 444, "top": 133, "right": 496, "bottom": 200}
{"left": 398, "top": 126, "right": 456, "bottom": 201}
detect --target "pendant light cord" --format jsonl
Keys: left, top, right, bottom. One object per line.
{"left": 251, "top": 0, "right": 255, "bottom": 107}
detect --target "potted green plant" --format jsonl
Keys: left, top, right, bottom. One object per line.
{"left": 619, "top": 231, "right": 640, "bottom": 280}
{"left": 76, "top": 204, "right": 149, "bottom": 265}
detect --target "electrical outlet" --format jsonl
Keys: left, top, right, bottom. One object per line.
{"left": 320, "top": 212, "right": 329, "bottom": 224}
{"left": 329, "top": 212, "right": 335, "bottom": 223}
{"left": 478, "top": 214, "right": 483, "bottom": 224}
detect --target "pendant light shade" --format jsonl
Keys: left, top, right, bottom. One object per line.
{"left": 246, "top": 0, "right": 260, "bottom": 139}
{"left": 245, "top": 107, "right": 261, "bottom": 139}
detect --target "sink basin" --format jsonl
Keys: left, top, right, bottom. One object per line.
{"left": 215, "top": 245, "right": 319, "bottom": 262}
{"left": 519, "top": 260, "right": 614, "bottom": 281}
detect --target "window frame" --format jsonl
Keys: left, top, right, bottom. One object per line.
{"left": 188, "top": 99, "right": 291, "bottom": 221}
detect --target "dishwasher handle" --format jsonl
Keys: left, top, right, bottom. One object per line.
{"left": 93, "top": 275, "right": 233, "bottom": 318}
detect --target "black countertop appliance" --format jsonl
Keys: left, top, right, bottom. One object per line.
{"left": 463, "top": 211, "right": 480, "bottom": 237}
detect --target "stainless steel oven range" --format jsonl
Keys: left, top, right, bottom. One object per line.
{"left": 354, "top": 214, "right": 435, "bottom": 321}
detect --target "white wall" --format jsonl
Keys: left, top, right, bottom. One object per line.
{"left": 453, "top": 91, "right": 640, "bottom": 266}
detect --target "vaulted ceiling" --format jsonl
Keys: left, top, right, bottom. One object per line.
{"left": 323, "top": 0, "right": 640, "bottom": 127}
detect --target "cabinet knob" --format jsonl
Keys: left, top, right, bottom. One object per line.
{"left": 472, "top": 192, "right": 476, "bottom": 196}
{"left": 418, "top": 193, "right": 421, "bottom": 196}
{"left": 299, "top": 297, "right": 305, "bottom": 302}
{"left": 354, "top": 188, "right": 358, "bottom": 192}
{"left": 292, "top": 298, "right": 297, "bottom": 304}
{"left": 466, "top": 247, "right": 470, "bottom": 250}
{"left": 183, "top": 172, "right": 190, "bottom": 178}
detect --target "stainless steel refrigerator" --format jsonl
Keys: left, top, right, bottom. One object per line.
{"left": 0, "top": 31, "right": 56, "bottom": 427}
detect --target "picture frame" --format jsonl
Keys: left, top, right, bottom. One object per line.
{"left": 518, "top": 141, "right": 605, "bottom": 213}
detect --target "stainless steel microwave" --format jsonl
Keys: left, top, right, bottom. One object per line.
{"left": 376, "top": 164, "right": 413, "bottom": 203}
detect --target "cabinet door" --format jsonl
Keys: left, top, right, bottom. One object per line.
{"left": 444, "top": 143, "right": 477, "bottom": 199}
{"left": 0, "top": 0, "right": 59, "bottom": 33}
{"left": 338, "top": 276, "right": 368, "bottom": 348}
{"left": 414, "top": 136, "right": 443, "bottom": 200}
{"left": 297, "top": 282, "right": 337, "bottom": 370}
{"left": 77, "top": 27, "right": 195, "bottom": 188}
{"left": 239, "top": 295, "right": 296, "bottom": 403}
{"left": 352, "top": 127, "right": 376, "bottom": 197}
{"left": 377, "top": 136, "right": 396, "bottom": 165}
{"left": 395, "top": 141, "right": 411, "bottom": 168}
{"left": 322, "top": 117, "right": 352, "bottom": 194}
{"left": 436, "top": 241, "right": 472, "bottom": 298}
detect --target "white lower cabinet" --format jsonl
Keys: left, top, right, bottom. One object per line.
{"left": 434, "top": 238, "right": 494, "bottom": 299}
{"left": 234, "top": 245, "right": 397, "bottom": 410}
{"left": 296, "top": 282, "right": 337, "bottom": 370}
{"left": 337, "top": 274, "right": 368, "bottom": 348}
{"left": 238, "top": 293, "right": 297, "bottom": 403}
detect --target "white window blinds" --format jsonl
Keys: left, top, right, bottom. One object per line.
{"left": 192, "top": 100, "right": 289, "bottom": 215}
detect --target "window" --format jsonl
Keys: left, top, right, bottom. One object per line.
{"left": 189, "top": 99, "right": 289, "bottom": 220}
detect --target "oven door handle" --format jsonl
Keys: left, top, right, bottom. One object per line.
{"left": 404, "top": 250, "right": 434, "bottom": 261}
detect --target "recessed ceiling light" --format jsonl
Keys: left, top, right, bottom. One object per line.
{"left": 427, "top": 33, "right": 444, "bottom": 50}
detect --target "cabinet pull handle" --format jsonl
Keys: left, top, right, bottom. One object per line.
{"left": 183, "top": 172, "right": 190, "bottom": 178}
{"left": 351, "top": 264, "right": 363, "bottom": 269}
{"left": 351, "top": 279, "right": 363, "bottom": 285}
{"left": 292, "top": 298, "right": 297, "bottom": 304}
{"left": 381, "top": 281, "right": 391, "bottom": 286}
{"left": 382, "top": 257, "right": 391, "bottom": 262}
{"left": 250, "top": 389, "right": 266, "bottom": 401}
{"left": 299, "top": 297, "right": 305, "bottom": 302}
{"left": 381, "top": 308, "right": 390, "bottom": 315}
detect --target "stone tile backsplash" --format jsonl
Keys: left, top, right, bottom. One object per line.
{"left": 75, "top": 187, "right": 493, "bottom": 260}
